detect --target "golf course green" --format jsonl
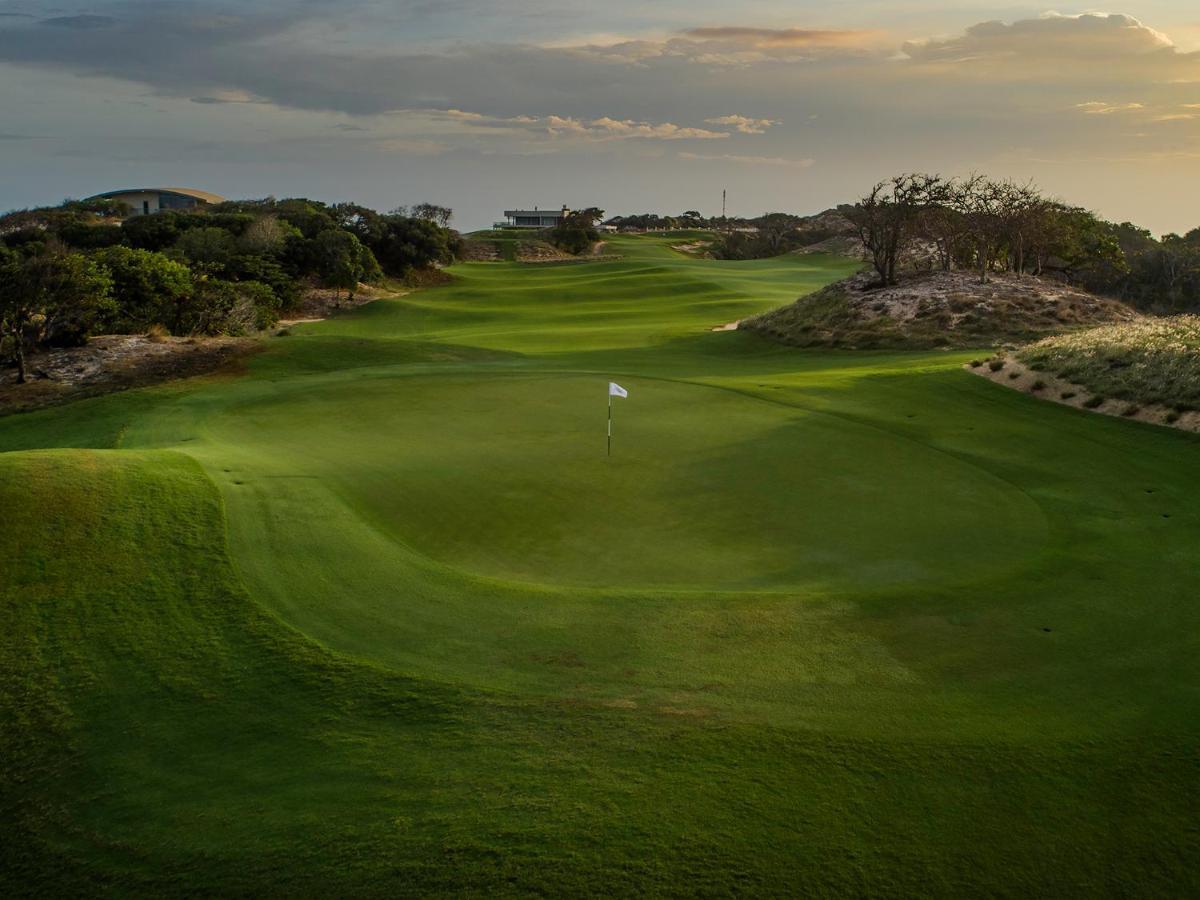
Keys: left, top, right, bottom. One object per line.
{"left": 4, "top": 233, "right": 1200, "bottom": 895}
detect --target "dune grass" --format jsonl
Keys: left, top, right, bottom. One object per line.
{"left": 4, "top": 234, "right": 1200, "bottom": 894}
{"left": 1018, "top": 315, "right": 1200, "bottom": 409}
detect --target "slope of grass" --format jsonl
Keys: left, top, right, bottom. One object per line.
{"left": 1018, "top": 315, "right": 1200, "bottom": 408}
{"left": 4, "top": 234, "right": 1200, "bottom": 894}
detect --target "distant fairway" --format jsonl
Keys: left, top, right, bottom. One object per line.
{"left": 5, "top": 234, "right": 1200, "bottom": 895}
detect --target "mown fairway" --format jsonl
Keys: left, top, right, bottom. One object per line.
{"left": 4, "top": 234, "right": 1200, "bottom": 895}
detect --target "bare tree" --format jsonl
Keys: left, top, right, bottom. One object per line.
{"left": 950, "top": 175, "right": 1012, "bottom": 284}
{"left": 843, "top": 174, "right": 942, "bottom": 286}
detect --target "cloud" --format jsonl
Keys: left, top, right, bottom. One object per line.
{"left": 566, "top": 116, "right": 727, "bottom": 140}
{"left": 678, "top": 151, "right": 814, "bottom": 168}
{"left": 190, "top": 89, "right": 267, "bottom": 105}
{"left": 1075, "top": 101, "right": 1145, "bottom": 115}
{"left": 38, "top": 15, "right": 117, "bottom": 30}
{"left": 682, "top": 27, "right": 874, "bottom": 48}
{"left": 903, "top": 13, "right": 1177, "bottom": 63}
{"left": 705, "top": 114, "right": 778, "bottom": 134}
{"left": 372, "top": 138, "right": 448, "bottom": 155}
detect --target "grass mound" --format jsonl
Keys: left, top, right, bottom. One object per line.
{"left": 1017, "top": 316, "right": 1200, "bottom": 409}
{"left": 742, "top": 269, "right": 1138, "bottom": 349}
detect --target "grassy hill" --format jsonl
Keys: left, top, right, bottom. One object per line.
{"left": 4, "top": 233, "right": 1200, "bottom": 895}
{"left": 743, "top": 269, "right": 1138, "bottom": 349}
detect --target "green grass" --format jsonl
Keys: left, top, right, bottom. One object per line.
{"left": 4, "top": 234, "right": 1200, "bottom": 895}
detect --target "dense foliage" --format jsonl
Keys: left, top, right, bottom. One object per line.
{"left": 0, "top": 196, "right": 461, "bottom": 378}
{"left": 545, "top": 208, "right": 604, "bottom": 254}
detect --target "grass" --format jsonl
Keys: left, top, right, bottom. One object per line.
{"left": 1018, "top": 316, "right": 1200, "bottom": 408}
{"left": 4, "top": 233, "right": 1200, "bottom": 894}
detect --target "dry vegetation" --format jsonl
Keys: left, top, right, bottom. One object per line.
{"left": 0, "top": 334, "right": 256, "bottom": 414}
{"left": 741, "top": 270, "right": 1137, "bottom": 349}
{"left": 1013, "top": 317, "right": 1200, "bottom": 412}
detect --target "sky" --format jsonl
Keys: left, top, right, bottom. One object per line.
{"left": 0, "top": 1, "right": 1198, "bottom": 233}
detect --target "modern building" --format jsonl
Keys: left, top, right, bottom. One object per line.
{"left": 495, "top": 206, "right": 570, "bottom": 229}
{"left": 88, "top": 187, "right": 226, "bottom": 216}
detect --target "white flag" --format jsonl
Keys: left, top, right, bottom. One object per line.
{"left": 608, "top": 382, "right": 628, "bottom": 399}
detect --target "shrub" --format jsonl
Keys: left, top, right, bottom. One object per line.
{"left": 1084, "top": 395, "right": 1105, "bottom": 409}
{"left": 1061, "top": 391, "right": 1076, "bottom": 400}
{"left": 1123, "top": 404, "right": 1141, "bottom": 417}
{"left": 1008, "top": 371, "right": 1020, "bottom": 380}
{"left": 988, "top": 359, "right": 1005, "bottom": 372}
{"left": 146, "top": 324, "right": 169, "bottom": 343}
{"left": 1166, "top": 411, "right": 1181, "bottom": 424}
{"left": 1031, "top": 380, "right": 1046, "bottom": 391}
{"left": 969, "top": 359, "right": 983, "bottom": 368}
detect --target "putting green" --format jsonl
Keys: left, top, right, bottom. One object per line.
{"left": 196, "top": 372, "right": 1045, "bottom": 591}
{"left": 5, "top": 234, "right": 1200, "bottom": 895}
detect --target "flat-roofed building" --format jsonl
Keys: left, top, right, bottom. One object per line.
{"left": 88, "top": 187, "right": 226, "bottom": 216}
{"left": 496, "top": 206, "right": 570, "bottom": 228}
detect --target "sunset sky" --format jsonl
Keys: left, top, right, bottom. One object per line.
{"left": 1, "top": 2, "right": 1198, "bottom": 232}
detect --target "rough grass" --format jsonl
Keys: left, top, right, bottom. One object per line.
{"left": 1018, "top": 316, "right": 1200, "bottom": 409}
{"left": 4, "top": 233, "right": 1200, "bottom": 894}
{"left": 743, "top": 269, "right": 1137, "bottom": 350}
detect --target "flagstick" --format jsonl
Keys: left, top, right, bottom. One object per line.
{"left": 607, "top": 392, "right": 612, "bottom": 457}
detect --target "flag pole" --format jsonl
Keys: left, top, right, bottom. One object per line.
{"left": 607, "top": 391, "right": 612, "bottom": 457}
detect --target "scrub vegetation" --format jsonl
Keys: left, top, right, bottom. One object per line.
{"left": 1017, "top": 316, "right": 1200, "bottom": 409}
{"left": 3, "top": 234, "right": 1200, "bottom": 895}
{"left": 0, "top": 197, "right": 460, "bottom": 382}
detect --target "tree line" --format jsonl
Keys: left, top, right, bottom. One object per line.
{"left": 0, "top": 197, "right": 462, "bottom": 383}
{"left": 841, "top": 173, "right": 1200, "bottom": 313}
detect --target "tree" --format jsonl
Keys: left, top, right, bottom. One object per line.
{"left": 948, "top": 175, "right": 1011, "bottom": 284}
{"left": 546, "top": 208, "right": 604, "bottom": 255}
{"left": 410, "top": 203, "right": 453, "bottom": 228}
{"left": 174, "top": 227, "right": 235, "bottom": 274}
{"left": 238, "top": 216, "right": 293, "bottom": 255}
{"left": 178, "top": 279, "right": 279, "bottom": 335}
{"left": 313, "top": 230, "right": 375, "bottom": 298}
{"left": 368, "top": 215, "right": 458, "bottom": 276}
{"left": 122, "top": 212, "right": 182, "bottom": 251}
{"left": 0, "top": 248, "right": 112, "bottom": 382}
{"left": 843, "top": 174, "right": 941, "bottom": 286}
{"left": 754, "top": 213, "right": 801, "bottom": 255}
{"left": 93, "top": 246, "right": 194, "bottom": 333}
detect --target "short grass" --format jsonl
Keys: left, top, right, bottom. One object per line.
{"left": 4, "top": 234, "right": 1200, "bottom": 895}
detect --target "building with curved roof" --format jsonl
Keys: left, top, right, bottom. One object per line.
{"left": 88, "top": 187, "right": 226, "bottom": 216}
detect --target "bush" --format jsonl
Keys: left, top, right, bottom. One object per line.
{"left": 1167, "top": 411, "right": 1181, "bottom": 424}
{"left": 545, "top": 208, "right": 603, "bottom": 255}
{"left": 1061, "top": 391, "right": 1076, "bottom": 400}
{"left": 1031, "top": 380, "right": 1046, "bottom": 391}
{"left": 1123, "top": 404, "right": 1141, "bottom": 417}
{"left": 988, "top": 359, "right": 1005, "bottom": 372}
{"left": 969, "top": 359, "right": 983, "bottom": 368}
{"left": 1084, "top": 395, "right": 1105, "bottom": 409}
{"left": 93, "top": 246, "right": 193, "bottom": 333}
{"left": 1008, "top": 371, "right": 1021, "bottom": 380}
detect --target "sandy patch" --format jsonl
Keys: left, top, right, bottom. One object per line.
{"left": 1, "top": 334, "right": 257, "bottom": 416}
